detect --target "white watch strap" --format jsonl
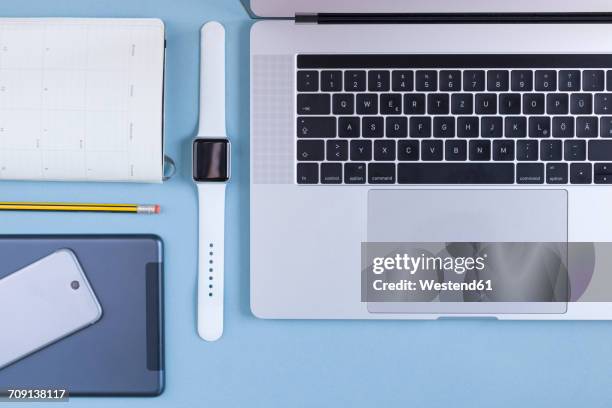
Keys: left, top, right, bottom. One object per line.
{"left": 198, "top": 22, "right": 226, "bottom": 137}
{"left": 197, "top": 183, "right": 226, "bottom": 341}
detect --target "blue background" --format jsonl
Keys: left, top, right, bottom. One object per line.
{"left": 2, "top": 1, "right": 612, "bottom": 407}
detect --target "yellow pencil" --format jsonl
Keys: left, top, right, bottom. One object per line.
{"left": 0, "top": 202, "right": 160, "bottom": 214}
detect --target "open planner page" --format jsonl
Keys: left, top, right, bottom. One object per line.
{"left": 0, "top": 18, "right": 165, "bottom": 182}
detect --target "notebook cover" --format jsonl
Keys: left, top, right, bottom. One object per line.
{"left": 0, "top": 19, "right": 165, "bottom": 183}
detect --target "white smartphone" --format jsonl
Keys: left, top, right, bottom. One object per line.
{"left": 0, "top": 249, "right": 102, "bottom": 370}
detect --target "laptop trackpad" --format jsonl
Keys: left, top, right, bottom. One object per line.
{"left": 366, "top": 189, "right": 568, "bottom": 315}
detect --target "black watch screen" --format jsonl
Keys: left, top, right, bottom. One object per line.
{"left": 193, "top": 138, "right": 230, "bottom": 182}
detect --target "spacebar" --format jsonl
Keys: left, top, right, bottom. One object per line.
{"left": 398, "top": 163, "right": 514, "bottom": 184}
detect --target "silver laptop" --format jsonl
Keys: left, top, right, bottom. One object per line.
{"left": 249, "top": 0, "right": 612, "bottom": 319}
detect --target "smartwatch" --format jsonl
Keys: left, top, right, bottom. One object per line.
{"left": 193, "top": 21, "right": 229, "bottom": 342}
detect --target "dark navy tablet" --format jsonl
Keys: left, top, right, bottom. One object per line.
{"left": 0, "top": 235, "right": 164, "bottom": 396}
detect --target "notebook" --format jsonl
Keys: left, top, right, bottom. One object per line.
{"left": 0, "top": 18, "right": 165, "bottom": 183}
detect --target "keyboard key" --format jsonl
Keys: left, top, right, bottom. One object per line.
{"left": 333, "top": 94, "right": 354, "bottom": 115}
{"left": 546, "top": 163, "right": 568, "bottom": 184}
{"left": 594, "top": 163, "right": 612, "bottom": 184}
{"left": 356, "top": 94, "right": 378, "bottom": 115}
{"left": 362, "top": 117, "right": 384, "bottom": 138}
{"left": 576, "top": 117, "right": 598, "bottom": 138}
{"left": 594, "top": 93, "right": 612, "bottom": 115}
{"left": 321, "top": 70, "right": 342, "bottom": 91}
{"left": 608, "top": 71, "right": 612, "bottom": 91}
{"left": 601, "top": 117, "right": 612, "bottom": 138}
{"left": 571, "top": 93, "right": 593, "bottom": 114}
{"left": 386, "top": 117, "right": 407, "bottom": 138}
{"left": 588, "top": 140, "right": 612, "bottom": 161}
{"left": 297, "top": 163, "right": 318, "bottom": 184}
{"left": 392, "top": 70, "right": 414, "bottom": 91}
{"left": 345, "top": 70, "right": 366, "bottom": 92}
{"left": 415, "top": 70, "right": 437, "bottom": 91}
{"left": 428, "top": 94, "right": 450, "bottom": 114}
{"left": 523, "top": 93, "right": 545, "bottom": 114}
{"left": 540, "top": 140, "right": 562, "bottom": 161}
{"left": 421, "top": 140, "right": 443, "bottom": 160}
{"left": 338, "top": 117, "right": 360, "bottom": 138}
{"left": 552, "top": 116, "right": 574, "bottom": 138}
{"left": 440, "top": 70, "right": 461, "bottom": 91}
{"left": 297, "top": 140, "right": 324, "bottom": 161}
{"left": 297, "top": 116, "right": 336, "bottom": 138}
{"left": 433, "top": 117, "right": 455, "bottom": 138}
{"left": 475, "top": 94, "right": 497, "bottom": 114}
{"left": 380, "top": 93, "right": 402, "bottom": 115}
{"left": 517, "top": 163, "right": 544, "bottom": 184}
{"left": 457, "top": 117, "right": 479, "bottom": 138}
{"left": 451, "top": 94, "right": 473, "bottom": 114}
{"left": 398, "top": 140, "right": 419, "bottom": 161}
{"left": 570, "top": 163, "right": 592, "bottom": 184}
{"left": 297, "top": 94, "right": 330, "bottom": 115}
{"left": 445, "top": 140, "right": 467, "bottom": 161}
{"left": 463, "top": 70, "right": 485, "bottom": 91}
{"left": 374, "top": 140, "right": 396, "bottom": 161}
{"left": 546, "top": 94, "right": 569, "bottom": 115}
{"left": 505, "top": 116, "right": 527, "bottom": 138}
{"left": 397, "top": 163, "right": 514, "bottom": 184}
{"left": 469, "top": 139, "right": 491, "bottom": 161}
{"left": 350, "top": 140, "right": 372, "bottom": 161}
{"left": 511, "top": 70, "right": 533, "bottom": 91}
{"left": 559, "top": 70, "right": 580, "bottom": 91}
{"left": 499, "top": 93, "right": 521, "bottom": 114}
{"left": 481, "top": 117, "right": 503, "bottom": 138}
{"left": 583, "top": 70, "right": 605, "bottom": 91}
{"left": 326, "top": 140, "right": 348, "bottom": 161}
{"left": 368, "top": 70, "right": 390, "bottom": 91}
{"left": 564, "top": 139, "right": 586, "bottom": 161}
{"left": 529, "top": 117, "right": 551, "bottom": 138}
{"left": 493, "top": 140, "right": 514, "bottom": 161}
{"left": 321, "top": 163, "right": 342, "bottom": 184}
{"left": 404, "top": 94, "right": 426, "bottom": 114}
{"left": 487, "top": 70, "right": 509, "bottom": 91}
{"left": 344, "top": 163, "right": 366, "bottom": 184}
{"left": 297, "top": 71, "right": 318, "bottom": 92}
{"left": 368, "top": 163, "right": 395, "bottom": 184}
{"left": 535, "top": 70, "right": 557, "bottom": 91}
{"left": 517, "top": 140, "right": 538, "bottom": 160}
{"left": 410, "top": 116, "right": 432, "bottom": 138}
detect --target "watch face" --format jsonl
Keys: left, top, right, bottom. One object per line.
{"left": 193, "top": 138, "right": 230, "bottom": 182}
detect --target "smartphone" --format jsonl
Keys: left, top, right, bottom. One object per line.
{"left": 0, "top": 249, "right": 102, "bottom": 370}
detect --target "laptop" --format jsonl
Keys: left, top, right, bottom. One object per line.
{"left": 249, "top": 0, "right": 612, "bottom": 319}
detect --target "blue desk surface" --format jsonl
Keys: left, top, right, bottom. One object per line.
{"left": 2, "top": 1, "right": 612, "bottom": 407}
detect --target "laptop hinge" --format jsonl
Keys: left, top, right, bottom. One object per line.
{"left": 296, "top": 12, "right": 612, "bottom": 24}
{"left": 295, "top": 13, "right": 317, "bottom": 24}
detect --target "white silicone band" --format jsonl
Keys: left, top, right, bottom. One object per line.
{"left": 196, "top": 21, "right": 228, "bottom": 342}
{"left": 197, "top": 183, "right": 226, "bottom": 342}
{"left": 198, "top": 22, "right": 226, "bottom": 138}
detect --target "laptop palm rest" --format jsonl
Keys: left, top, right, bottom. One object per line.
{"left": 366, "top": 189, "right": 568, "bottom": 316}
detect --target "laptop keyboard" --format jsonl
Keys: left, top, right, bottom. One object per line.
{"left": 295, "top": 54, "right": 612, "bottom": 185}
